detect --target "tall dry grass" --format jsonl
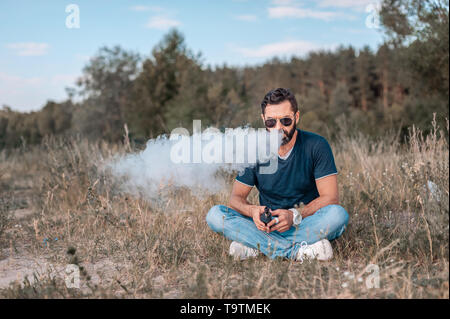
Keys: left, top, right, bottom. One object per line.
{"left": 0, "top": 115, "right": 448, "bottom": 298}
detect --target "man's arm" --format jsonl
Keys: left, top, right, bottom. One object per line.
{"left": 300, "top": 174, "right": 339, "bottom": 218}
{"left": 228, "top": 180, "right": 257, "bottom": 218}
{"left": 228, "top": 180, "right": 269, "bottom": 232}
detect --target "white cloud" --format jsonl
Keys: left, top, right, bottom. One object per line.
{"left": 0, "top": 72, "right": 78, "bottom": 112}
{"left": 130, "top": 5, "right": 163, "bottom": 12}
{"left": 231, "top": 40, "right": 334, "bottom": 58}
{"left": 132, "top": 6, "right": 180, "bottom": 30}
{"left": 234, "top": 14, "right": 258, "bottom": 22}
{"left": 318, "top": 0, "right": 381, "bottom": 12}
{"left": 268, "top": 6, "right": 343, "bottom": 21}
{"left": 5, "top": 42, "right": 49, "bottom": 56}
{"left": 271, "top": 0, "right": 296, "bottom": 5}
{"left": 146, "top": 16, "right": 181, "bottom": 30}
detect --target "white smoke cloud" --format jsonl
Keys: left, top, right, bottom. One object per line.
{"left": 104, "top": 126, "right": 283, "bottom": 205}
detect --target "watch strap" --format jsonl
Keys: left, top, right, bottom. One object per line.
{"left": 289, "top": 208, "right": 302, "bottom": 225}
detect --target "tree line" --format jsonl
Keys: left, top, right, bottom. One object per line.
{"left": 1, "top": 0, "right": 448, "bottom": 149}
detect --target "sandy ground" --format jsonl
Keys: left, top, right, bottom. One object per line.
{"left": 0, "top": 245, "right": 181, "bottom": 297}
{"left": 0, "top": 244, "right": 133, "bottom": 294}
{"left": 0, "top": 175, "right": 184, "bottom": 298}
{"left": 0, "top": 201, "right": 126, "bottom": 292}
{"left": 0, "top": 248, "right": 53, "bottom": 289}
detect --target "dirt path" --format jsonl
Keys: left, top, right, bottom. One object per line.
{"left": 0, "top": 173, "right": 181, "bottom": 298}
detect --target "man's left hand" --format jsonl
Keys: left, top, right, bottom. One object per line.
{"left": 267, "top": 209, "right": 294, "bottom": 233}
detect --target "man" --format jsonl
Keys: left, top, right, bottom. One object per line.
{"left": 206, "top": 88, "right": 349, "bottom": 261}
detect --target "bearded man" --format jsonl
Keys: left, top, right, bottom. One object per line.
{"left": 206, "top": 88, "right": 349, "bottom": 261}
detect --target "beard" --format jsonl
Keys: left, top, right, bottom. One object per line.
{"left": 281, "top": 125, "right": 296, "bottom": 145}
{"left": 266, "top": 125, "right": 296, "bottom": 146}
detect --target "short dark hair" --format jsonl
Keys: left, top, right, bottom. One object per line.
{"left": 261, "top": 88, "right": 298, "bottom": 114}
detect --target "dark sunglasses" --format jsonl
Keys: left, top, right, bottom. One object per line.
{"left": 264, "top": 116, "right": 294, "bottom": 128}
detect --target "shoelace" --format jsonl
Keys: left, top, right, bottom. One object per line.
{"left": 296, "top": 241, "right": 313, "bottom": 263}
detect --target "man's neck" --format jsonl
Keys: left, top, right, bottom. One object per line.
{"left": 278, "top": 129, "right": 298, "bottom": 157}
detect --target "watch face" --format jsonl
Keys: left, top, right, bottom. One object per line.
{"left": 290, "top": 208, "right": 301, "bottom": 225}
{"left": 294, "top": 210, "right": 302, "bottom": 224}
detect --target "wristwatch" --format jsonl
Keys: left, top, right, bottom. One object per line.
{"left": 289, "top": 208, "right": 302, "bottom": 226}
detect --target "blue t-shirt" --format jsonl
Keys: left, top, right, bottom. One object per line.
{"left": 235, "top": 128, "right": 338, "bottom": 210}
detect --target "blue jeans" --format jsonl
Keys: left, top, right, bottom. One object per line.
{"left": 206, "top": 204, "right": 349, "bottom": 260}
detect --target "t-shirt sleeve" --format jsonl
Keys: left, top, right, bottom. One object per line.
{"left": 313, "top": 137, "right": 338, "bottom": 180}
{"left": 235, "top": 165, "right": 256, "bottom": 187}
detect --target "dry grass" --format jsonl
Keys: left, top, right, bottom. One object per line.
{"left": 0, "top": 115, "right": 448, "bottom": 298}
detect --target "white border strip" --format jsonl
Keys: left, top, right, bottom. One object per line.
{"left": 235, "top": 179, "right": 254, "bottom": 188}
{"left": 315, "top": 172, "right": 338, "bottom": 180}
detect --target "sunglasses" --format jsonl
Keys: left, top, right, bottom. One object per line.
{"left": 264, "top": 116, "right": 295, "bottom": 128}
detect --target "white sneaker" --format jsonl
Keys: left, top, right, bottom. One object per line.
{"left": 229, "top": 241, "right": 259, "bottom": 260}
{"left": 295, "top": 239, "right": 333, "bottom": 262}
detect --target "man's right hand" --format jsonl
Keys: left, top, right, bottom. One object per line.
{"left": 250, "top": 205, "right": 270, "bottom": 232}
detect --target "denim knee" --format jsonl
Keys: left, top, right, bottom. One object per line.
{"left": 326, "top": 204, "right": 349, "bottom": 227}
{"left": 325, "top": 204, "right": 349, "bottom": 238}
{"left": 206, "top": 205, "right": 226, "bottom": 233}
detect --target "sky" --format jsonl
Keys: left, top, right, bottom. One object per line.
{"left": 0, "top": 0, "right": 384, "bottom": 112}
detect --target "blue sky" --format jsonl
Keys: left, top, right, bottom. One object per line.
{"left": 0, "top": 0, "right": 384, "bottom": 112}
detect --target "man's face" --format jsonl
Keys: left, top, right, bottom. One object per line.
{"left": 261, "top": 100, "right": 299, "bottom": 146}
